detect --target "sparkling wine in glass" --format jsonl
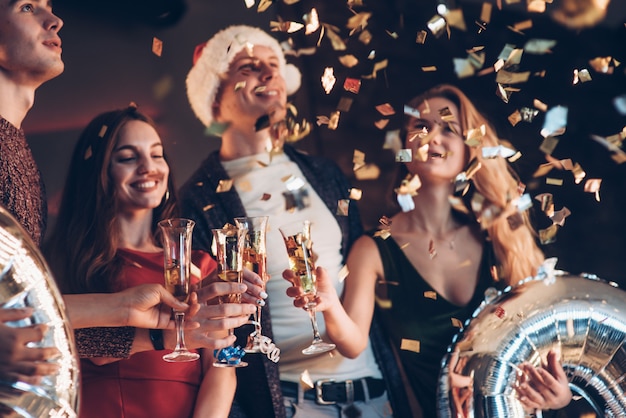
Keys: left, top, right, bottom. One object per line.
{"left": 158, "top": 218, "right": 199, "bottom": 362}
{"left": 212, "top": 225, "right": 248, "bottom": 368}
{"left": 234, "top": 216, "right": 269, "bottom": 353}
{"left": 279, "top": 220, "right": 336, "bottom": 355}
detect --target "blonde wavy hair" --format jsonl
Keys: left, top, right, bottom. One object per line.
{"left": 405, "top": 84, "right": 545, "bottom": 286}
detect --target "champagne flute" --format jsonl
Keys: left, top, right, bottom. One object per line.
{"left": 279, "top": 220, "right": 336, "bottom": 355}
{"left": 234, "top": 216, "right": 269, "bottom": 353}
{"left": 212, "top": 225, "right": 248, "bottom": 368}
{"left": 158, "top": 218, "right": 200, "bottom": 362}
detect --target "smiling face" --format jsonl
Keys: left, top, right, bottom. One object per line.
{"left": 109, "top": 120, "right": 169, "bottom": 215}
{"left": 213, "top": 44, "right": 287, "bottom": 129}
{"left": 404, "top": 96, "right": 468, "bottom": 184}
{"left": 0, "top": 0, "right": 64, "bottom": 85}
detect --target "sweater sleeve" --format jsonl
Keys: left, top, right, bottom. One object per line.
{"left": 75, "top": 326, "right": 135, "bottom": 358}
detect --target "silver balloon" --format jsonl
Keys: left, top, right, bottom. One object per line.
{"left": 438, "top": 258, "right": 626, "bottom": 417}
{"left": 0, "top": 206, "right": 79, "bottom": 417}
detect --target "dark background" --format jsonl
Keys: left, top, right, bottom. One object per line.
{"left": 24, "top": 0, "right": 626, "bottom": 284}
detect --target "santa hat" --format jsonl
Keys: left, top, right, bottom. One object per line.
{"left": 186, "top": 25, "right": 302, "bottom": 128}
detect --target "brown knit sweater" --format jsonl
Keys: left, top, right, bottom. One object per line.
{"left": 0, "top": 117, "right": 46, "bottom": 246}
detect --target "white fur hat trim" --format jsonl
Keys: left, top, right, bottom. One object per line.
{"left": 186, "top": 25, "right": 302, "bottom": 128}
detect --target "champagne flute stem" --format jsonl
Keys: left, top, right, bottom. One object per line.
{"left": 307, "top": 307, "right": 323, "bottom": 344}
{"left": 255, "top": 305, "right": 263, "bottom": 336}
{"left": 174, "top": 312, "right": 186, "bottom": 351}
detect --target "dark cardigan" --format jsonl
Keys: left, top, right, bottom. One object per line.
{"left": 179, "top": 145, "right": 411, "bottom": 418}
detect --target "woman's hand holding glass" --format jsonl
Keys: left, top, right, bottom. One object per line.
{"left": 279, "top": 220, "right": 336, "bottom": 355}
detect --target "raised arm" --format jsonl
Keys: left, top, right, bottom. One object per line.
{"left": 283, "top": 234, "right": 383, "bottom": 358}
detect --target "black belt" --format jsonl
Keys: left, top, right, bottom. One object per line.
{"left": 280, "top": 378, "right": 386, "bottom": 405}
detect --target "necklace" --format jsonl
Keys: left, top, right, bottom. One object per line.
{"left": 428, "top": 228, "right": 460, "bottom": 260}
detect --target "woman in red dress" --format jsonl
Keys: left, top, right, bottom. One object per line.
{"left": 45, "top": 105, "right": 244, "bottom": 417}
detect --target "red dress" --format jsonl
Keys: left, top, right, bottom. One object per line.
{"left": 79, "top": 248, "right": 216, "bottom": 418}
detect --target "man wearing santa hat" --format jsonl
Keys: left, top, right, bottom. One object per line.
{"left": 181, "top": 25, "right": 410, "bottom": 418}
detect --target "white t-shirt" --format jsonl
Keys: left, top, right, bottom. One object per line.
{"left": 222, "top": 151, "right": 382, "bottom": 383}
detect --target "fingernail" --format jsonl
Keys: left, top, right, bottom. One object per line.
{"left": 259, "top": 291, "right": 268, "bottom": 299}
{"left": 256, "top": 299, "right": 266, "bottom": 306}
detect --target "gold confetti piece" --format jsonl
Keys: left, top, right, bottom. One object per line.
{"left": 216, "top": 179, "right": 234, "bottom": 193}
{"left": 354, "top": 163, "right": 380, "bottom": 180}
{"left": 379, "top": 215, "right": 392, "bottom": 227}
{"left": 415, "top": 30, "right": 427, "bottom": 44}
{"left": 427, "top": 14, "right": 447, "bottom": 38}
{"left": 304, "top": 8, "right": 319, "bottom": 34}
{"left": 465, "top": 124, "right": 486, "bottom": 147}
{"left": 374, "top": 119, "right": 389, "bottom": 129}
{"left": 98, "top": 124, "right": 108, "bottom": 138}
{"left": 573, "top": 69, "right": 592, "bottom": 84}
{"left": 513, "top": 20, "right": 533, "bottom": 31}
{"left": 532, "top": 99, "right": 547, "bottom": 112}
{"left": 589, "top": 56, "right": 613, "bottom": 74}
{"left": 535, "top": 193, "right": 555, "bottom": 217}
{"left": 152, "top": 37, "right": 163, "bottom": 57}
{"left": 257, "top": 0, "right": 272, "bottom": 12}
{"left": 494, "top": 306, "right": 505, "bottom": 319}
{"left": 237, "top": 180, "right": 252, "bottom": 192}
{"left": 527, "top": 0, "right": 546, "bottom": 12}
{"left": 321, "top": 67, "right": 336, "bottom": 94}
{"left": 343, "top": 77, "right": 361, "bottom": 94}
{"left": 376, "top": 103, "right": 395, "bottom": 116}
{"left": 546, "top": 178, "right": 564, "bottom": 186}
{"left": 261, "top": 193, "right": 271, "bottom": 201}
{"left": 338, "top": 54, "right": 359, "bottom": 68}
{"left": 336, "top": 97, "right": 353, "bottom": 112}
{"left": 375, "top": 294, "right": 392, "bottom": 308}
{"left": 244, "top": 0, "right": 254, "bottom": 8}
{"left": 551, "top": 207, "right": 571, "bottom": 226}
{"left": 328, "top": 110, "right": 340, "bottom": 130}
{"left": 451, "top": 318, "right": 463, "bottom": 328}
{"left": 539, "top": 223, "right": 559, "bottom": 244}
{"left": 84, "top": 146, "right": 92, "bottom": 160}
{"left": 428, "top": 239, "right": 437, "bottom": 259}
{"left": 379, "top": 130, "right": 401, "bottom": 154}
{"left": 421, "top": 66, "right": 437, "bottom": 72}
{"left": 400, "top": 339, "right": 420, "bottom": 353}
{"left": 270, "top": 17, "right": 304, "bottom": 33}
{"left": 368, "top": 50, "right": 376, "bottom": 59}
{"left": 495, "top": 69, "right": 531, "bottom": 84}
{"left": 399, "top": 242, "right": 410, "bottom": 250}
{"left": 445, "top": 8, "right": 467, "bottom": 31}
{"left": 195, "top": 182, "right": 203, "bottom": 187}
{"left": 362, "top": 59, "right": 388, "bottom": 79}
{"left": 353, "top": 149, "right": 366, "bottom": 171}
{"left": 475, "top": 20, "right": 488, "bottom": 33}
{"left": 338, "top": 265, "right": 349, "bottom": 282}
{"left": 336, "top": 199, "right": 350, "bottom": 216}
{"left": 359, "top": 30, "right": 372, "bottom": 45}
{"left": 349, "top": 188, "right": 362, "bottom": 200}
{"left": 508, "top": 110, "right": 522, "bottom": 126}
{"left": 347, "top": 11, "right": 372, "bottom": 34}
{"left": 322, "top": 23, "right": 347, "bottom": 50}
{"left": 571, "top": 163, "right": 586, "bottom": 184}
{"left": 300, "top": 370, "right": 314, "bottom": 390}
{"left": 480, "top": 2, "right": 492, "bottom": 23}
{"left": 424, "top": 291, "right": 437, "bottom": 300}
{"left": 539, "top": 137, "right": 559, "bottom": 155}
{"left": 202, "top": 204, "right": 215, "bottom": 212}
{"left": 283, "top": 45, "right": 317, "bottom": 58}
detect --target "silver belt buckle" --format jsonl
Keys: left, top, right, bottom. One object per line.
{"left": 315, "top": 378, "right": 336, "bottom": 405}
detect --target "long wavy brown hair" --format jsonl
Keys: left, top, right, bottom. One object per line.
{"left": 43, "top": 106, "right": 178, "bottom": 294}
{"left": 403, "top": 84, "right": 545, "bottom": 286}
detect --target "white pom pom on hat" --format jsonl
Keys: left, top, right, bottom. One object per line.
{"left": 186, "top": 25, "right": 302, "bottom": 128}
